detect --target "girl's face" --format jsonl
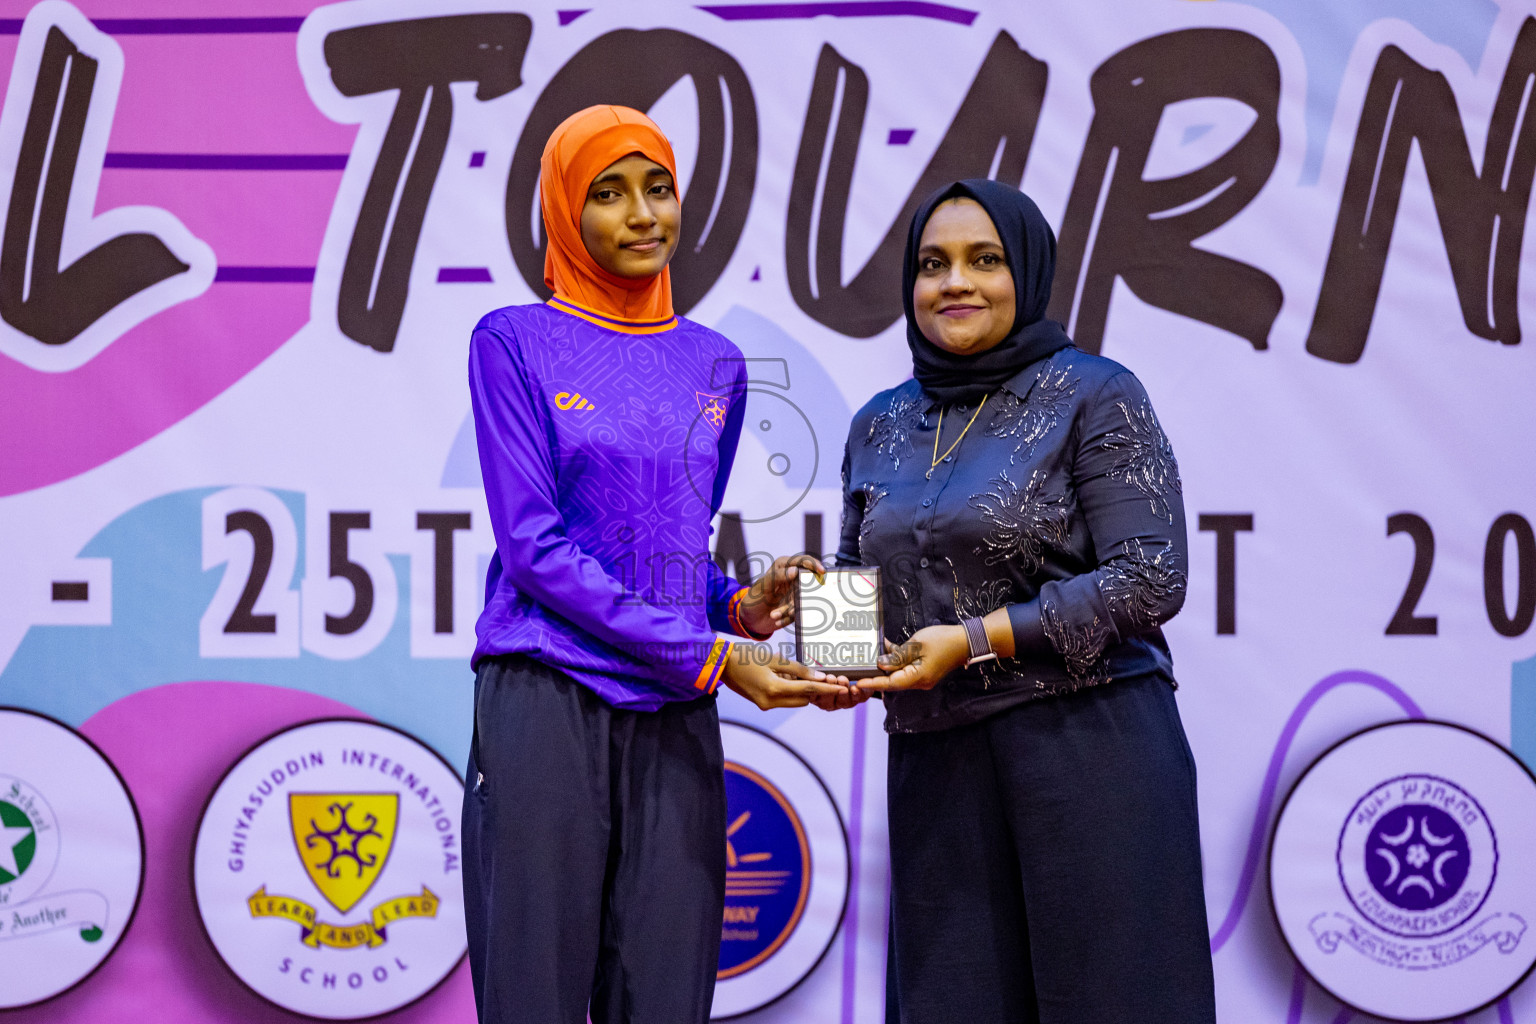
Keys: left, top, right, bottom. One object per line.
{"left": 579, "top": 154, "right": 680, "bottom": 279}
{"left": 912, "top": 197, "right": 1016, "bottom": 356}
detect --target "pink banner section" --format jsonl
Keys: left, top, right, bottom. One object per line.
{"left": 0, "top": 11, "right": 356, "bottom": 494}
{"left": 108, "top": 34, "right": 351, "bottom": 154}
{"left": 0, "top": 284, "right": 308, "bottom": 495}
{"left": 94, "top": 167, "right": 340, "bottom": 267}
{"left": 7, "top": 2, "right": 314, "bottom": 17}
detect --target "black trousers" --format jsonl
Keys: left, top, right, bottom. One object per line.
{"left": 462, "top": 656, "right": 726, "bottom": 1024}
{"left": 886, "top": 674, "right": 1216, "bottom": 1024}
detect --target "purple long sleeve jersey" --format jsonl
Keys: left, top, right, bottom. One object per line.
{"left": 470, "top": 298, "right": 765, "bottom": 709}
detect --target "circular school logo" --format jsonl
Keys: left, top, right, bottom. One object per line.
{"left": 1271, "top": 720, "right": 1536, "bottom": 1022}
{"left": 192, "top": 719, "right": 466, "bottom": 1020}
{"left": 1339, "top": 775, "right": 1494, "bottom": 939}
{"left": 0, "top": 708, "right": 144, "bottom": 1010}
{"left": 713, "top": 721, "right": 848, "bottom": 1019}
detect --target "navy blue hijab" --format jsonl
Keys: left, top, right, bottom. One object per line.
{"left": 902, "top": 179, "right": 1072, "bottom": 406}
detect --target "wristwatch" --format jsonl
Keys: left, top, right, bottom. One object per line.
{"left": 962, "top": 616, "right": 997, "bottom": 666}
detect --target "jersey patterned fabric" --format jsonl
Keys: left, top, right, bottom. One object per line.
{"left": 470, "top": 298, "right": 767, "bottom": 710}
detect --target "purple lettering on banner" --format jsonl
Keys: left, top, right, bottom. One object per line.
{"left": 697, "top": 2, "right": 978, "bottom": 26}
{"left": 89, "top": 18, "right": 307, "bottom": 35}
{"left": 214, "top": 267, "right": 316, "bottom": 283}
{"left": 103, "top": 153, "right": 348, "bottom": 170}
{"left": 886, "top": 128, "right": 914, "bottom": 145}
{"left": 557, "top": 10, "right": 591, "bottom": 26}
{"left": 436, "top": 268, "right": 494, "bottom": 284}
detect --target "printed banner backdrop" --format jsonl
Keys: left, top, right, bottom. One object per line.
{"left": 2, "top": 0, "right": 1536, "bottom": 1021}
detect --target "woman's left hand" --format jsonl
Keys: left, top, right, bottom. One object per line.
{"left": 738, "top": 554, "right": 826, "bottom": 636}
{"left": 855, "top": 624, "right": 969, "bottom": 692}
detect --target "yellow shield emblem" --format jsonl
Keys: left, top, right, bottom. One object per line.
{"left": 289, "top": 793, "right": 399, "bottom": 915}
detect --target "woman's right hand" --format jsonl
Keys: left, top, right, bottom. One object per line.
{"left": 723, "top": 644, "right": 865, "bottom": 711}
{"left": 854, "top": 625, "right": 969, "bottom": 692}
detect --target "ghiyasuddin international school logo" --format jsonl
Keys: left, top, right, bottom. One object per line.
{"left": 0, "top": 709, "right": 143, "bottom": 1010}
{"left": 247, "top": 792, "right": 439, "bottom": 950}
{"left": 1272, "top": 720, "right": 1536, "bottom": 1022}
{"left": 713, "top": 722, "right": 848, "bottom": 1019}
{"left": 193, "top": 719, "right": 465, "bottom": 1020}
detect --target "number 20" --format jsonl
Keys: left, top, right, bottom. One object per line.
{"left": 1387, "top": 512, "right": 1536, "bottom": 637}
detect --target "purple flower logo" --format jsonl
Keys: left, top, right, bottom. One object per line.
{"left": 1364, "top": 805, "right": 1470, "bottom": 911}
{"left": 1338, "top": 774, "right": 1497, "bottom": 939}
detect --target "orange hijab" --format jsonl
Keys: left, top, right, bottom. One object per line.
{"left": 541, "top": 105, "right": 678, "bottom": 323}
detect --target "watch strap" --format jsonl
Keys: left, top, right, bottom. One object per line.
{"left": 962, "top": 616, "right": 997, "bottom": 666}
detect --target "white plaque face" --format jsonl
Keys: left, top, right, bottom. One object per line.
{"left": 794, "top": 567, "right": 883, "bottom": 678}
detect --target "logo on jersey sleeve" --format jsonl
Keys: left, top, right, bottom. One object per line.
{"left": 697, "top": 391, "right": 729, "bottom": 432}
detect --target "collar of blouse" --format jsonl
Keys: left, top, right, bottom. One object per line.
{"left": 917, "top": 358, "right": 1045, "bottom": 414}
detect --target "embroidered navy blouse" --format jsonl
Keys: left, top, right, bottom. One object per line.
{"left": 836, "top": 347, "right": 1189, "bottom": 734}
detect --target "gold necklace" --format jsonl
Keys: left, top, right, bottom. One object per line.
{"left": 927, "top": 393, "right": 988, "bottom": 479}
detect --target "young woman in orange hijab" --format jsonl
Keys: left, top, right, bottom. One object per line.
{"left": 462, "top": 105, "right": 857, "bottom": 1024}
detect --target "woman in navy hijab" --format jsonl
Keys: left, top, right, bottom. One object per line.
{"left": 839, "top": 180, "right": 1215, "bottom": 1023}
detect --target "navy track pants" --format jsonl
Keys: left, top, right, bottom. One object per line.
{"left": 462, "top": 655, "right": 726, "bottom": 1024}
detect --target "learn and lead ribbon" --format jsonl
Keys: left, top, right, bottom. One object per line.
{"left": 247, "top": 886, "right": 439, "bottom": 950}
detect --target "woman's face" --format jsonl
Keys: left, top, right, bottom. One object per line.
{"left": 912, "top": 197, "right": 1016, "bottom": 356}
{"left": 579, "top": 154, "right": 681, "bottom": 279}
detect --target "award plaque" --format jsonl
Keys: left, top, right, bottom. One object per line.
{"left": 794, "top": 566, "right": 884, "bottom": 678}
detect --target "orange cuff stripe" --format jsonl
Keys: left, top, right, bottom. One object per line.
{"left": 705, "top": 643, "right": 729, "bottom": 694}
{"left": 694, "top": 637, "right": 729, "bottom": 693}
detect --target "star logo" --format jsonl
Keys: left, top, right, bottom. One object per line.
{"left": 0, "top": 799, "right": 37, "bottom": 884}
